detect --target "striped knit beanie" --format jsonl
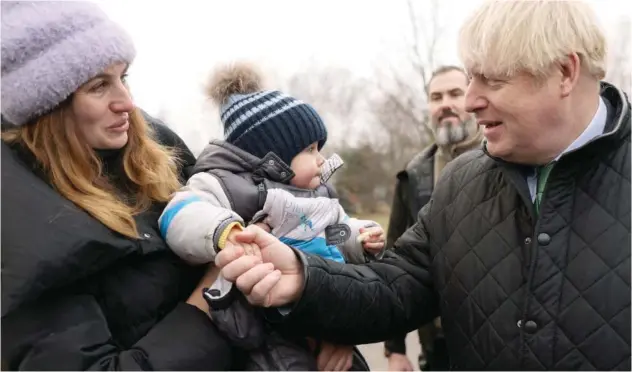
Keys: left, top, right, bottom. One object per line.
{"left": 206, "top": 62, "right": 328, "bottom": 166}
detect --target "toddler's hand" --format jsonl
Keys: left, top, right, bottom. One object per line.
{"left": 358, "top": 226, "right": 385, "bottom": 255}
{"left": 227, "top": 226, "right": 262, "bottom": 260}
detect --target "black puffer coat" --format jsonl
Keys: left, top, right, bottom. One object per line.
{"left": 209, "top": 278, "right": 369, "bottom": 371}
{"left": 1, "top": 118, "right": 232, "bottom": 370}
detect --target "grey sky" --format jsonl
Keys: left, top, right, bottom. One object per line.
{"left": 95, "top": 0, "right": 631, "bottom": 154}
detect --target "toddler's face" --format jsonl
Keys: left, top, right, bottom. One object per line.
{"left": 290, "top": 142, "right": 325, "bottom": 189}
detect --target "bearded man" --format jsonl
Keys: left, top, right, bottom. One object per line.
{"left": 384, "top": 65, "right": 483, "bottom": 372}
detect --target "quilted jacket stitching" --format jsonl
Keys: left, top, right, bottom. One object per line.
{"left": 539, "top": 249, "right": 628, "bottom": 365}
{"left": 441, "top": 157, "right": 628, "bottom": 369}
{"left": 444, "top": 227, "right": 516, "bottom": 366}
{"left": 439, "top": 175, "right": 530, "bottom": 366}
{"left": 527, "top": 164, "right": 630, "bottom": 368}
{"left": 431, "top": 160, "right": 500, "bottom": 218}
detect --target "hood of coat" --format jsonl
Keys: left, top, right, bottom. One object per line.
{"left": 193, "top": 139, "right": 295, "bottom": 184}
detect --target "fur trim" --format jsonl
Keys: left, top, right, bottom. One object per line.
{"left": 206, "top": 62, "right": 263, "bottom": 105}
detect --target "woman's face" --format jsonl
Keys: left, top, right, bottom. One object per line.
{"left": 70, "top": 62, "right": 135, "bottom": 150}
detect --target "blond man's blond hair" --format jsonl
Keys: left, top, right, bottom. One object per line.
{"left": 458, "top": 0, "right": 607, "bottom": 80}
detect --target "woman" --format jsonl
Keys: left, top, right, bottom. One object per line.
{"left": 1, "top": 2, "right": 232, "bottom": 370}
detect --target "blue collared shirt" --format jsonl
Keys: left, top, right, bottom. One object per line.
{"left": 527, "top": 97, "right": 608, "bottom": 201}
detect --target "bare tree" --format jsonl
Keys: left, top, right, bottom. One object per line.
{"left": 260, "top": 0, "right": 447, "bottom": 213}
{"left": 286, "top": 66, "right": 360, "bottom": 119}
{"left": 314, "top": 0, "right": 448, "bottom": 213}
{"left": 404, "top": 0, "right": 442, "bottom": 97}
{"left": 367, "top": 0, "right": 444, "bottom": 170}
{"left": 605, "top": 17, "right": 631, "bottom": 97}
{"left": 282, "top": 63, "right": 370, "bottom": 148}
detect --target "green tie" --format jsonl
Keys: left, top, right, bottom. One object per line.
{"left": 535, "top": 162, "right": 555, "bottom": 215}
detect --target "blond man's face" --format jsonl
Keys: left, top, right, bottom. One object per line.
{"left": 463, "top": 69, "right": 566, "bottom": 165}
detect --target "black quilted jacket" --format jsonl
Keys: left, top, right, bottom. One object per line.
{"left": 275, "top": 82, "right": 631, "bottom": 370}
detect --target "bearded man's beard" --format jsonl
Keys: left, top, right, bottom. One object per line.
{"left": 434, "top": 118, "right": 470, "bottom": 146}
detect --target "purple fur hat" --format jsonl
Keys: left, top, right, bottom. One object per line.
{"left": 1, "top": 1, "right": 137, "bottom": 126}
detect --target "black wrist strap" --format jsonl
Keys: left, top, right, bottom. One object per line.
{"left": 202, "top": 274, "right": 235, "bottom": 310}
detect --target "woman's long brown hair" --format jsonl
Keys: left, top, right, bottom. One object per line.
{"left": 2, "top": 106, "right": 183, "bottom": 239}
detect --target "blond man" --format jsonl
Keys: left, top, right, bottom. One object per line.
{"left": 214, "top": 1, "right": 631, "bottom": 370}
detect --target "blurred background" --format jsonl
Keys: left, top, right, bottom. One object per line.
{"left": 93, "top": 1, "right": 630, "bottom": 368}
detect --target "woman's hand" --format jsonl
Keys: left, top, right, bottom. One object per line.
{"left": 316, "top": 341, "right": 354, "bottom": 371}
{"left": 186, "top": 264, "right": 222, "bottom": 314}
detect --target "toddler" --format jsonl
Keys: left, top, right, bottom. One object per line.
{"left": 158, "top": 62, "right": 384, "bottom": 371}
